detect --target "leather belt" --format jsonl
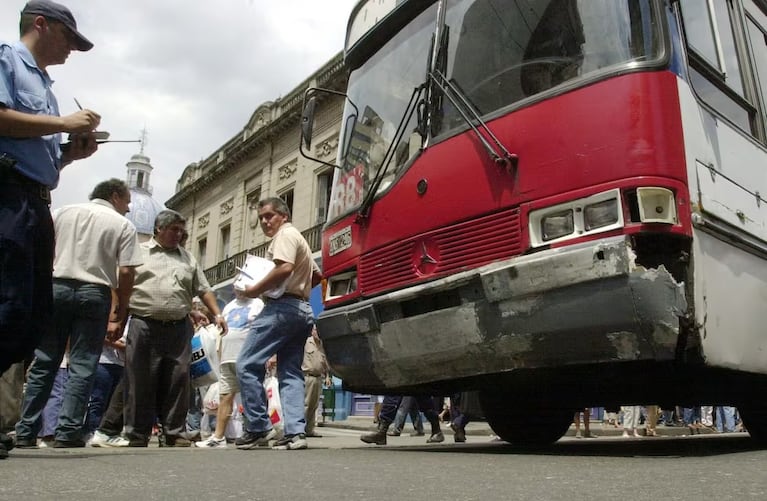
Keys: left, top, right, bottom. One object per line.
{"left": 131, "top": 315, "right": 188, "bottom": 326}
{"left": 267, "top": 293, "right": 306, "bottom": 302}
{"left": 0, "top": 165, "right": 51, "bottom": 204}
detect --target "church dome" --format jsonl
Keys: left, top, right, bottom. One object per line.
{"left": 123, "top": 140, "right": 164, "bottom": 237}
{"left": 127, "top": 189, "right": 164, "bottom": 235}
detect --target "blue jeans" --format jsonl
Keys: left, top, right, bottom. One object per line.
{"left": 38, "top": 367, "right": 68, "bottom": 438}
{"left": 236, "top": 298, "right": 314, "bottom": 437}
{"left": 85, "top": 363, "right": 123, "bottom": 434}
{"left": 715, "top": 406, "right": 736, "bottom": 433}
{"left": 15, "top": 280, "right": 111, "bottom": 442}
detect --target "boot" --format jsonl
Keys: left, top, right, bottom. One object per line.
{"left": 361, "top": 420, "right": 390, "bottom": 445}
{"left": 425, "top": 412, "right": 444, "bottom": 443}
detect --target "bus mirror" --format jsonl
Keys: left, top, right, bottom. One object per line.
{"left": 301, "top": 95, "right": 317, "bottom": 150}
{"left": 299, "top": 87, "right": 357, "bottom": 170}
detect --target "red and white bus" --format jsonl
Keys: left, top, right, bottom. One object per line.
{"left": 301, "top": 0, "right": 767, "bottom": 444}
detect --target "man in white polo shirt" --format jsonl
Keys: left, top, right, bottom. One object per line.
{"left": 14, "top": 178, "right": 141, "bottom": 448}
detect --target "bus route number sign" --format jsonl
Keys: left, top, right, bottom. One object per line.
{"left": 329, "top": 226, "right": 352, "bottom": 256}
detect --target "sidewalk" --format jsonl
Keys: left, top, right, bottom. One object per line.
{"left": 317, "top": 415, "right": 732, "bottom": 438}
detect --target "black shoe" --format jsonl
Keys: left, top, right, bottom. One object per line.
{"left": 235, "top": 429, "right": 277, "bottom": 449}
{"left": 450, "top": 423, "right": 466, "bottom": 443}
{"left": 0, "top": 432, "right": 14, "bottom": 452}
{"left": 53, "top": 439, "right": 86, "bottom": 448}
{"left": 163, "top": 436, "right": 192, "bottom": 447}
{"left": 13, "top": 437, "right": 38, "bottom": 449}
{"left": 0, "top": 444, "right": 7, "bottom": 459}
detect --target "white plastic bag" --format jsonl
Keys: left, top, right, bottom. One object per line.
{"left": 203, "top": 382, "right": 220, "bottom": 412}
{"left": 190, "top": 325, "right": 220, "bottom": 387}
{"left": 264, "top": 375, "right": 283, "bottom": 437}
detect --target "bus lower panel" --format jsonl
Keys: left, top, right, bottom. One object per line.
{"left": 319, "top": 237, "right": 688, "bottom": 395}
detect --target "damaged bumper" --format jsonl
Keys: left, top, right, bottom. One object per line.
{"left": 317, "top": 236, "right": 688, "bottom": 393}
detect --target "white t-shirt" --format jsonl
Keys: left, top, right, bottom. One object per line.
{"left": 220, "top": 297, "right": 264, "bottom": 363}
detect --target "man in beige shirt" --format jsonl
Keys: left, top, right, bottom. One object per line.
{"left": 236, "top": 197, "right": 322, "bottom": 451}
{"left": 14, "top": 178, "right": 141, "bottom": 448}
{"left": 123, "top": 209, "right": 226, "bottom": 447}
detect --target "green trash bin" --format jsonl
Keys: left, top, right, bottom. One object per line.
{"left": 321, "top": 386, "right": 336, "bottom": 422}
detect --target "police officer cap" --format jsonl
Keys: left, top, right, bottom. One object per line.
{"left": 21, "top": 0, "right": 93, "bottom": 51}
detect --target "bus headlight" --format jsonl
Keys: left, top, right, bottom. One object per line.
{"left": 584, "top": 199, "right": 619, "bottom": 230}
{"left": 529, "top": 188, "right": 624, "bottom": 247}
{"left": 326, "top": 270, "right": 358, "bottom": 301}
{"left": 542, "top": 210, "right": 574, "bottom": 241}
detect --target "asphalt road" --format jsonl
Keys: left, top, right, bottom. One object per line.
{"left": 1, "top": 429, "right": 765, "bottom": 501}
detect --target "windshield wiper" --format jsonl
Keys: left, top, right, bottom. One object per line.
{"left": 429, "top": 68, "right": 518, "bottom": 170}
{"left": 356, "top": 83, "right": 428, "bottom": 221}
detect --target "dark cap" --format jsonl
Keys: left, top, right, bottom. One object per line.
{"left": 21, "top": 0, "right": 93, "bottom": 51}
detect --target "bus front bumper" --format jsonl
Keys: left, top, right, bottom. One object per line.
{"left": 317, "top": 236, "right": 688, "bottom": 393}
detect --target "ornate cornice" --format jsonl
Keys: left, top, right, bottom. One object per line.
{"left": 166, "top": 52, "right": 347, "bottom": 209}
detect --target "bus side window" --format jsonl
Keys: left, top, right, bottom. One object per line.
{"left": 679, "top": 0, "right": 761, "bottom": 139}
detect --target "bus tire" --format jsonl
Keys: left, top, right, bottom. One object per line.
{"left": 478, "top": 391, "right": 572, "bottom": 445}
{"left": 739, "top": 406, "right": 767, "bottom": 445}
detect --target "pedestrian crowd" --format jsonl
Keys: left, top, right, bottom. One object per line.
{"left": 0, "top": 0, "right": 326, "bottom": 459}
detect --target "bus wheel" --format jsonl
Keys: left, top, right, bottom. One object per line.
{"left": 478, "top": 391, "right": 572, "bottom": 445}
{"left": 739, "top": 406, "right": 767, "bottom": 445}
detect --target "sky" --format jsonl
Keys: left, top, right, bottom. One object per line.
{"left": 1, "top": 0, "right": 358, "bottom": 209}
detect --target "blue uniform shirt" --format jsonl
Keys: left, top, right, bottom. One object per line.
{"left": 0, "top": 41, "right": 63, "bottom": 189}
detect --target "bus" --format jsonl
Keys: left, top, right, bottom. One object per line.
{"left": 300, "top": 0, "right": 767, "bottom": 444}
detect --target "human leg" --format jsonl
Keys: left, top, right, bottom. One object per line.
{"left": 360, "top": 395, "right": 402, "bottom": 445}
{"left": 157, "top": 321, "right": 193, "bottom": 442}
{"left": 98, "top": 375, "right": 125, "bottom": 436}
{"left": 55, "top": 283, "right": 110, "bottom": 443}
{"left": 85, "top": 363, "right": 122, "bottom": 434}
{"left": 645, "top": 405, "right": 658, "bottom": 436}
{"left": 38, "top": 367, "right": 69, "bottom": 441}
{"left": 0, "top": 190, "right": 54, "bottom": 376}
{"left": 14, "top": 279, "right": 72, "bottom": 443}
{"left": 304, "top": 374, "right": 321, "bottom": 436}
{"left": 124, "top": 318, "right": 161, "bottom": 445}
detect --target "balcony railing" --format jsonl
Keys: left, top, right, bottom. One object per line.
{"left": 204, "top": 223, "right": 323, "bottom": 286}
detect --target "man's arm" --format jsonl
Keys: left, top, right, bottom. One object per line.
{"left": 243, "top": 260, "right": 294, "bottom": 298}
{"left": 106, "top": 266, "right": 136, "bottom": 341}
{"left": 0, "top": 106, "right": 101, "bottom": 138}
{"left": 200, "top": 290, "right": 227, "bottom": 335}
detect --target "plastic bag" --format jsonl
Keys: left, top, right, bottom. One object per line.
{"left": 203, "top": 382, "right": 220, "bottom": 412}
{"left": 190, "top": 324, "right": 220, "bottom": 387}
{"left": 265, "top": 375, "right": 283, "bottom": 437}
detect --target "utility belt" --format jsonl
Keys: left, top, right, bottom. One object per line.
{"left": 0, "top": 155, "right": 51, "bottom": 204}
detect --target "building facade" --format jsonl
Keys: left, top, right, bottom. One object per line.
{"left": 166, "top": 53, "right": 347, "bottom": 303}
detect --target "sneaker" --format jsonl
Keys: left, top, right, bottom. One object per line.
{"left": 195, "top": 436, "right": 227, "bottom": 449}
{"left": 235, "top": 429, "right": 277, "bottom": 450}
{"left": 89, "top": 431, "right": 111, "bottom": 447}
{"left": 426, "top": 431, "right": 445, "bottom": 443}
{"left": 101, "top": 435, "right": 131, "bottom": 448}
{"left": 272, "top": 433, "right": 308, "bottom": 450}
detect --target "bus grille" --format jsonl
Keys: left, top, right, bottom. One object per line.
{"left": 359, "top": 207, "right": 522, "bottom": 295}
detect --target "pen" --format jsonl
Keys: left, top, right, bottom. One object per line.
{"left": 74, "top": 97, "right": 83, "bottom": 110}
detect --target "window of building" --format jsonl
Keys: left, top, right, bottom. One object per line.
{"left": 198, "top": 237, "right": 207, "bottom": 268}
{"left": 280, "top": 188, "right": 295, "bottom": 219}
{"left": 316, "top": 170, "right": 333, "bottom": 224}
{"left": 219, "top": 225, "right": 231, "bottom": 260}
{"left": 136, "top": 171, "right": 145, "bottom": 189}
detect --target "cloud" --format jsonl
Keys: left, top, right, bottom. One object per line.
{"left": 1, "top": 0, "right": 356, "bottom": 208}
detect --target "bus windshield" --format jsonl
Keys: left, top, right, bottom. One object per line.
{"left": 328, "top": 0, "right": 662, "bottom": 221}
